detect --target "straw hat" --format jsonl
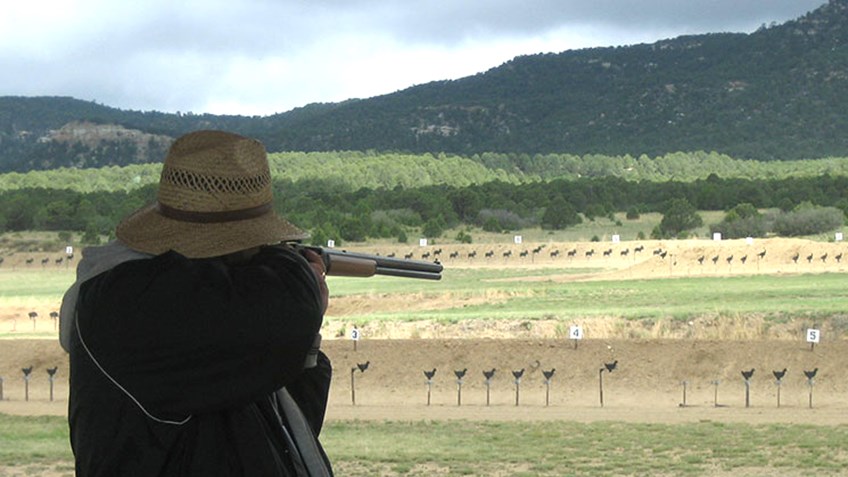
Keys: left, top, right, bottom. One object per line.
{"left": 116, "top": 130, "right": 308, "bottom": 258}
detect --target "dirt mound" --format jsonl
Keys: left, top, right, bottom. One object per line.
{"left": 2, "top": 338, "right": 845, "bottom": 426}
{"left": 2, "top": 237, "right": 847, "bottom": 425}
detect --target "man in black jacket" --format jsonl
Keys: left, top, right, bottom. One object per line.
{"left": 60, "top": 130, "right": 333, "bottom": 476}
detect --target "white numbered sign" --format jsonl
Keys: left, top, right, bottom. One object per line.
{"left": 514, "top": 235, "right": 522, "bottom": 244}
{"left": 327, "top": 239, "right": 335, "bottom": 248}
{"left": 569, "top": 325, "right": 583, "bottom": 340}
{"left": 806, "top": 328, "right": 820, "bottom": 344}
{"left": 350, "top": 328, "right": 361, "bottom": 341}
{"left": 66, "top": 246, "right": 74, "bottom": 255}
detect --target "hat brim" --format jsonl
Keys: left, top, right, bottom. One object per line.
{"left": 116, "top": 203, "right": 309, "bottom": 258}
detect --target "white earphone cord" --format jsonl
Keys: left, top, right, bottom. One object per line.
{"left": 75, "top": 312, "right": 192, "bottom": 426}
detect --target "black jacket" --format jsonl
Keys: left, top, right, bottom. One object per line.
{"left": 69, "top": 246, "right": 332, "bottom": 476}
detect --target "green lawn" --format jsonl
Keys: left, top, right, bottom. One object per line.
{"left": 0, "top": 269, "right": 74, "bottom": 300}
{"left": 2, "top": 265, "right": 847, "bottom": 339}
{"left": 324, "top": 420, "right": 848, "bottom": 476}
{"left": 4, "top": 414, "right": 848, "bottom": 476}
{"left": 327, "top": 270, "right": 848, "bottom": 326}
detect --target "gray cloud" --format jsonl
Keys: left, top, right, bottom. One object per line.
{"left": 329, "top": 0, "right": 825, "bottom": 43}
{"left": 0, "top": 0, "right": 829, "bottom": 115}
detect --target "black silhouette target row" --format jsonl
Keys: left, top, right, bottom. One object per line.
{"left": 6, "top": 254, "right": 73, "bottom": 267}
{"left": 5, "top": 309, "right": 60, "bottom": 332}
{"left": 0, "top": 362, "right": 824, "bottom": 409}
{"left": 0, "top": 366, "right": 59, "bottom": 401}
{"left": 394, "top": 245, "right": 848, "bottom": 265}
{"left": 346, "top": 360, "right": 824, "bottom": 408}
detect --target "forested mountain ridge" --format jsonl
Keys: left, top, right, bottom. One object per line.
{"left": 2, "top": 0, "right": 847, "bottom": 172}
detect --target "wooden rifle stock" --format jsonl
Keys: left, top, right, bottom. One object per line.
{"left": 293, "top": 245, "right": 443, "bottom": 280}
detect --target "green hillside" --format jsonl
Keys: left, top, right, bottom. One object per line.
{"left": 2, "top": 1, "right": 848, "bottom": 171}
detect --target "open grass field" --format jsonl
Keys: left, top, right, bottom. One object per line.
{"left": 4, "top": 414, "right": 848, "bottom": 476}
{"left": 1, "top": 234, "right": 848, "bottom": 476}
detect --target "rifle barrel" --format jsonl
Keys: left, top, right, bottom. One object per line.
{"left": 325, "top": 248, "right": 443, "bottom": 274}
{"left": 293, "top": 245, "right": 443, "bottom": 280}
{"left": 375, "top": 266, "right": 442, "bottom": 280}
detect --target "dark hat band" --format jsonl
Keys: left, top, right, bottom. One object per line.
{"left": 156, "top": 202, "right": 273, "bottom": 224}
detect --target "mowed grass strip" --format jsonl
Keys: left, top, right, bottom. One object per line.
{"left": 2, "top": 267, "right": 847, "bottom": 338}
{"left": 327, "top": 270, "right": 848, "bottom": 323}
{"left": 0, "top": 269, "right": 75, "bottom": 323}
{"left": 322, "top": 420, "right": 848, "bottom": 476}
{"left": 0, "top": 414, "right": 72, "bottom": 465}
{"left": 5, "top": 414, "right": 847, "bottom": 476}
{"left": 0, "top": 269, "right": 74, "bottom": 299}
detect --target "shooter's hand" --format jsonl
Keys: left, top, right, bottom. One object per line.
{"left": 301, "top": 248, "right": 329, "bottom": 315}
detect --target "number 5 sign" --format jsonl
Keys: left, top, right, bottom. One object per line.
{"left": 807, "top": 328, "right": 821, "bottom": 351}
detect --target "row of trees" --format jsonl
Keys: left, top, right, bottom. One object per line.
{"left": 1, "top": 175, "right": 845, "bottom": 245}
{"left": 708, "top": 202, "right": 846, "bottom": 240}
{"left": 4, "top": 150, "right": 847, "bottom": 194}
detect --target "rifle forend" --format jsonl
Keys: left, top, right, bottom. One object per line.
{"left": 292, "top": 245, "right": 443, "bottom": 280}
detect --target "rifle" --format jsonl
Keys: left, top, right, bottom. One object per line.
{"left": 291, "top": 244, "right": 443, "bottom": 280}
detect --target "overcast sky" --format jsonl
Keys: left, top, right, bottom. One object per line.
{"left": 0, "top": 0, "right": 827, "bottom": 116}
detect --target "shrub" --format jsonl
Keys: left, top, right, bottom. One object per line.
{"left": 81, "top": 226, "right": 101, "bottom": 245}
{"left": 478, "top": 209, "right": 530, "bottom": 232}
{"left": 584, "top": 203, "right": 606, "bottom": 221}
{"left": 369, "top": 208, "right": 421, "bottom": 229}
{"left": 772, "top": 206, "right": 845, "bottom": 237}
{"left": 339, "top": 215, "right": 368, "bottom": 242}
{"left": 654, "top": 198, "right": 703, "bottom": 238}
{"left": 835, "top": 198, "right": 848, "bottom": 220}
{"left": 710, "top": 204, "right": 768, "bottom": 239}
{"left": 422, "top": 217, "right": 446, "bottom": 238}
{"left": 710, "top": 215, "right": 769, "bottom": 239}
{"left": 541, "top": 196, "right": 581, "bottom": 230}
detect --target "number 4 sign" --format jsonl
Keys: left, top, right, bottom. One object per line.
{"left": 569, "top": 325, "right": 583, "bottom": 349}
{"left": 570, "top": 325, "right": 583, "bottom": 340}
